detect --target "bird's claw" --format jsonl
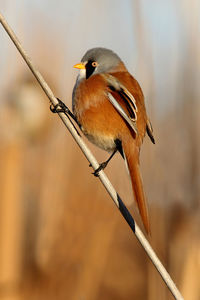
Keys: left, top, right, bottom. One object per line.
{"left": 50, "top": 98, "right": 70, "bottom": 114}
{"left": 92, "top": 162, "right": 108, "bottom": 177}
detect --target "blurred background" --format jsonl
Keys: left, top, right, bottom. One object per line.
{"left": 0, "top": 1, "right": 200, "bottom": 299}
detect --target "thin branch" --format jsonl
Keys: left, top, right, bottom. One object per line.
{"left": 0, "top": 13, "right": 184, "bottom": 300}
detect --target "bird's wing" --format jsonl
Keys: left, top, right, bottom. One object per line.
{"left": 146, "top": 118, "right": 155, "bottom": 144}
{"left": 107, "top": 93, "right": 138, "bottom": 135}
{"left": 101, "top": 73, "right": 138, "bottom": 135}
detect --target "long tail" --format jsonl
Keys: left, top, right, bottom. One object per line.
{"left": 122, "top": 139, "right": 150, "bottom": 234}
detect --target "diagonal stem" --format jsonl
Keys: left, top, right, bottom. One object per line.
{"left": 0, "top": 12, "right": 184, "bottom": 300}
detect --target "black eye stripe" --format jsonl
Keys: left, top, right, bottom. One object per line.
{"left": 85, "top": 60, "right": 96, "bottom": 79}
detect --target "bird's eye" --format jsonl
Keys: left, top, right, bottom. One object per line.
{"left": 92, "top": 61, "right": 98, "bottom": 67}
{"left": 85, "top": 60, "right": 98, "bottom": 79}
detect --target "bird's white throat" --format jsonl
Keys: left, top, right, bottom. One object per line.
{"left": 78, "top": 68, "right": 86, "bottom": 81}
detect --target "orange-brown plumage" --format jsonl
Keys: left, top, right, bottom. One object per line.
{"left": 73, "top": 47, "right": 154, "bottom": 233}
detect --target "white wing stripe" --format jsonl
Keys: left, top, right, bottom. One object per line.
{"left": 107, "top": 92, "right": 138, "bottom": 135}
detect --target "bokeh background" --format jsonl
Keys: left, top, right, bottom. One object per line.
{"left": 0, "top": 1, "right": 200, "bottom": 299}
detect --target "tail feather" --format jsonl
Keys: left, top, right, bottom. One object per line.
{"left": 123, "top": 140, "right": 150, "bottom": 234}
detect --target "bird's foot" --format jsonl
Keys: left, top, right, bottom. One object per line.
{"left": 92, "top": 161, "right": 108, "bottom": 177}
{"left": 50, "top": 98, "right": 71, "bottom": 115}
{"left": 50, "top": 98, "right": 81, "bottom": 135}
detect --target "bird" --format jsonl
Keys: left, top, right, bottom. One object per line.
{"left": 72, "top": 47, "right": 155, "bottom": 234}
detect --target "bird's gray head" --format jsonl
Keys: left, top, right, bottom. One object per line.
{"left": 74, "top": 47, "right": 123, "bottom": 80}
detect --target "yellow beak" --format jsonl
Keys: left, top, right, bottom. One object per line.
{"left": 73, "top": 63, "right": 85, "bottom": 69}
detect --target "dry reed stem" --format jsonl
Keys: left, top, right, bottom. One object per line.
{"left": 0, "top": 12, "right": 184, "bottom": 300}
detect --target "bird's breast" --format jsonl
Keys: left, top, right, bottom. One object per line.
{"left": 73, "top": 75, "right": 127, "bottom": 151}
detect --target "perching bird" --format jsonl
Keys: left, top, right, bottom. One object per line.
{"left": 72, "top": 47, "right": 155, "bottom": 233}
